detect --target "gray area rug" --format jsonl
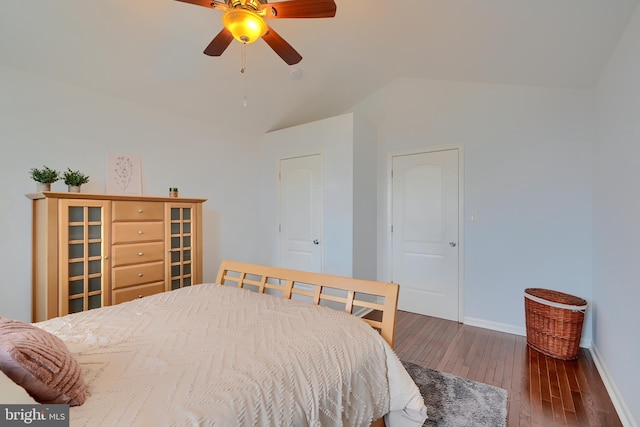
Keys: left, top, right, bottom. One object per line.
{"left": 402, "top": 361, "right": 508, "bottom": 427}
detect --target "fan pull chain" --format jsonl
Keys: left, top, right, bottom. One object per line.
{"left": 241, "top": 43, "right": 248, "bottom": 107}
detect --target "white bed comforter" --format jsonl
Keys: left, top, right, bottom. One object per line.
{"left": 37, "top": 284, "right": 427, "bottom": 427}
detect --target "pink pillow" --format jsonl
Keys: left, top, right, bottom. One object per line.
{"left": 0, "top": 317, "right": 85, "bottom": 406}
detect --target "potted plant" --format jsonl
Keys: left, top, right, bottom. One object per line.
{"left": 29, "top": 165, "right": 60, "bottom": 192}
{"left": 62, "top": 168, "right": 90, "bottom": 193}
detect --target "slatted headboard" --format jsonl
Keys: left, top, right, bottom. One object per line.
{"left": 215, "top": 260, "right": 400, "bottom": 348}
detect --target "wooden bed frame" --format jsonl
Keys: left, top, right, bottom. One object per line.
{"left": 215, "top": 259, "right": 400, "bottom": 348}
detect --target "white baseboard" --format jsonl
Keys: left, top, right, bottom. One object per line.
{"left": 590, "top": 345, "right": 638, "bottom": 427}
{"left": 354, "top": 307, "right": 372, "bottom": 318}
{"left": 463, "top": 316, "right": 525, "bottom": 336}
{"left": 462, "top": 316, "right": 592, "bottom": 348}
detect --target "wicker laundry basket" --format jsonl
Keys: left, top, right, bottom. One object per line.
{"left": 524, "top": 288, "right": 587, "bottom": 360}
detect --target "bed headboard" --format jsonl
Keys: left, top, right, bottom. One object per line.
{"left": 215, "top": 260, "right": 400, "bottom": 348}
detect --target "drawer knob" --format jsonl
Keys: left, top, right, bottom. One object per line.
{"left": 138, "top": 295, "right": 144, "bottom": 298}
{"left": 138, "top": 273, "right": 143, "bottom": 277}
{"left": 138, "top": 252, "right": 143, "bottom": 256}
{"left": 138, "top": 209, "right": 144, "bottom": 213}
{"left": 138, "top": 230, "right": 143, "bottom": 235}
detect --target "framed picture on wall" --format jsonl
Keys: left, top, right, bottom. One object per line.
{"left": 107, "top": 153, "right": 142, "bottom": 195}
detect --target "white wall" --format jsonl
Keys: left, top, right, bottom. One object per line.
{"left": 259, "top": 113, "right": 377, "bottom": 279}
{"left": 259, "top": 113, "right": 354, "bottom": 276}
{"left": 594, "top": 3, "right": 640, "bottom": 425}
{"left": 0, "top": 65, "right": 262, "bottom": 322}
{"left": 352, "top": 116, "right": 378, "bottom": 280}
{"left": 349, "top": 78, "right": 594, "bottom": 340}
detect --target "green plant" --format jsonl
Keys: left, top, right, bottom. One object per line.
{"left": 62, "top": 168, "right": 90, "bottom": 186}
{"left": 29, "top": 165, "right": 60, "bottom": 184}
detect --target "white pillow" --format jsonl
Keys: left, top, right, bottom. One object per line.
{"left": 0, "top": 369, "right": 38, "bottom": 404}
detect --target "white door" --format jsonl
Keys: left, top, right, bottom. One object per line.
{"left": 279, "top": 154, "right": 324, "bottom": 273}
{"left": 391, "top": 149, "right": 460, "bottom": 321}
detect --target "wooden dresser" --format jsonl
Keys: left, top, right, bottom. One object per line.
{"left": 26, "top": 192, "right": 207, "bottom": 322}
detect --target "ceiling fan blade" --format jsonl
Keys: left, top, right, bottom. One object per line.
{"left": 203, "top": 28, "right": 234, "bottom": 56}
{"left": 262, "top": 0, "right": 336, "bottom": 19}
{"left": 174, "top": 0, "right": 227, "bottom": 10}
{"left": 262, "top": 26, "right": 302, "bottom": 65}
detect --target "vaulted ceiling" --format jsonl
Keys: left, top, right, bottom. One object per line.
{"left": 1, "top": 0, "right": 637, "bottom": 134}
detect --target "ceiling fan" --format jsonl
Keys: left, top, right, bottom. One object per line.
{"left": 175, "top": 0, "right": 337, "bottom": 65}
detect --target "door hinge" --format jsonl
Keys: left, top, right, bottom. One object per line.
{"left": 391, "top": 225, "right": 394, "bottom": 233}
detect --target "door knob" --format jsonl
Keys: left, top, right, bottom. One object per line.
{"left": 313, "top": 239, "right": 319, "bottom": 245}
{"left": 449, "top": 241, "right": 457, "bottom": 247}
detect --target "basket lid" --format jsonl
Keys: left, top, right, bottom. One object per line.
{"left": 525, "top": 288, "right": 587, "bottom": 306}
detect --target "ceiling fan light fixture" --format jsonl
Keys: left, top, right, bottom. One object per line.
{"left": 222, "top": 8, "right": 267, "bottom": 44}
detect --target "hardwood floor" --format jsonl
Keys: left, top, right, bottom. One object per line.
{"left": 392, "top": 310, "right": 621, "bottom": 427}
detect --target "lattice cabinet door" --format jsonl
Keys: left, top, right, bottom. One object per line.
{"left": 58, "top": 199, "right": 111, "bottom": 315}
{"left": 165, "top": 202, "right": 203, "bottom": 290}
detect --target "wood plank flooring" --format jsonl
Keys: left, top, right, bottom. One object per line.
{"left": 392, "top": 310, "right": 621, "bottom": 427}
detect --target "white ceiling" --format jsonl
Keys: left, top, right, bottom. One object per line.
{"left": 1, "top": 0, "right": 637, "bottom": 134}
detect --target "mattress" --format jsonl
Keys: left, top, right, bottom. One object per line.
{"left": 36, "top": 284, "right": 427, "bottom": 426}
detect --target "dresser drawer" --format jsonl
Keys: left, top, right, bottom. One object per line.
{"left": 112, "top": 201, "right": 164, "bottom": 221}
{"left": 112, "top": 222, "right": 164, "bottom": 244}
{"left": 112, "top": 261, "right": 165, "bottom": 289}
{"left": 111, "top": 242, "right": 164, "bottom": 267}
{"left": 112, "top": 281, "right": 165, "bottom": 305}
